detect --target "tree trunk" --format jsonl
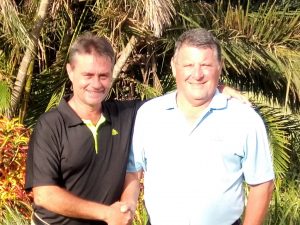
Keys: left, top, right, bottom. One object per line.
{"left": 112, "top": 35, "right": 138, "bottom": 81}
{"left": 8, "top": 0, "right": 53, "bottom": 119}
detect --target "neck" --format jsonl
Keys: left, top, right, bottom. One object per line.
{"left": 176, "top": 95, "right": 210, "bottom": 125}
{"left": 68, "top": 97, "right": 102, "bottom": 125}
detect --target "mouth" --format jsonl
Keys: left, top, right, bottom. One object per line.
{"left": 86, "top": 90, "right": 105, "bottom": 97}
{"left": 189, "top": 82, "right": 206, "bottom": 87}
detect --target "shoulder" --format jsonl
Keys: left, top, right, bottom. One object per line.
{"left": 33, "top": 107, "right": 66, "bottom": 135}
{"left": 102, "top": 100, "right": 144, "bottom": 116}
{"left": 103, "top": 100, "right": 143, "bottom": 110}
{"left": 226, "top": 98, "right": 265, "bottom": 126}
{"left": 36, "top": 95, "right": 74, "bottom": 127}
{"left": 228, "top": 98, "right": 258, "bottom": 114}
{"left": 138, "top": 92, "right": 175, "bottom": 113}
{"left": 102, "top": 100, "right": 145, "bottom": 123}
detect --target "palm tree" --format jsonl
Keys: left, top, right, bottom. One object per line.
{"left": 0, "top": 0, "right": 53, "bottom": 119}
{"left": 0, "top": 0, "right": 299, "bottom": 175}
{"left": 160, "top": 0, "right": 300, "bottom": 176}
{"left": 0, "top": 0, "right": 299, "bottom": 223}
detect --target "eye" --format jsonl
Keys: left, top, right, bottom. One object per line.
{"left": 182, "top": 63, "right": 195, "bottom": 73}
{"left": 99, "top": 74, "right": 109, "bottom": 80}
{"left": 183, "top": 63, "right": 194, "bottom": 68}
{"left": 83, "top": 73, "right": 93, "bottom": 78}
{"left": 201, "top": 63, "right": 215, "bottom": 71}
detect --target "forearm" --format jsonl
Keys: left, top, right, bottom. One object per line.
{"left": 243, "top": 180, "right": 274, "bottom": 225}
{"left": 120, "top": 172, "right": 142, "bottom": 213}
{"left": 33, "top": 185, "right": 110, "bottom": 221}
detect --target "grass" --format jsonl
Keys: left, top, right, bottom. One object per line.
{"left": 1, "top": 205, "right": 31, "bottom": 225}
{"left": 265, "top": 177, "right": 300, "bottom": 225}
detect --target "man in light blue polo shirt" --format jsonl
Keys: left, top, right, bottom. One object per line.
{"left": 127, "top": 28, "right": 274, "bottom": 225}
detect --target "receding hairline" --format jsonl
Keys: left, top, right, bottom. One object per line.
{"left": 173, "top": 28, "right": 222, "bottom": 62}
{"left": 68, "top": 32, "right": 115, "bottom": 65}
{"left": 172, "top": 43, "right": 221, "bottom": 65}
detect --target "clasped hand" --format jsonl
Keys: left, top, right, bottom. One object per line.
{"left": 106, "top": 201, "right": 135, "bottom": 225}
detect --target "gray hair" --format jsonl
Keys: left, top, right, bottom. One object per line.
{"left": 68, "top": 32, "right": 115, "bottom": 66}
{"left": 174, "top": 28, "right": 222, "bottom": 62}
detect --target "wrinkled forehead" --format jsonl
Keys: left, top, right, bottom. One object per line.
{"left": 70, "top": 51, "right": 114, "bottom": 69}
{"left": 173, "top": 44, "right": 220, "bottom": 62}
{"left": 175, "top": 42, "right": 216, "bottom": 53}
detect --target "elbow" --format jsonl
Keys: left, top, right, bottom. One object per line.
{"left": 32, "top": 187, "right": 49, "bottom": 207}
{"left": 262, "top": 179, "right": 275, "bottom": 202}
{"left": 268, "top": 179, "right": 275, "bottom": 195}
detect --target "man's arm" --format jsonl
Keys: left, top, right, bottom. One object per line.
{"left": 120, "top": 172, "right": 142, "bottom": 218}
{"left": 33, "top": 186, "right": 131, "bottom": 225}
{"left": 219, "top": 85, "right": 250, "bottom": 105}
{"left": 242, "top": 180, "right": 274, "bottom": 225}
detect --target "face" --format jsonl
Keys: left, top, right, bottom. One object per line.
{"left": 171, "top": 45, "right": 222, "bottom": 107}
{"left": 66, "top": 52, "right": 113, "bottom": 110}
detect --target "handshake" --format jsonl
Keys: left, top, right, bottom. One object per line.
{"left": 106, "top": 201, "right": 136, "bottom": 225}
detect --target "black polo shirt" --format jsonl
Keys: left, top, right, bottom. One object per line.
{"left": 25, "top": 95, "right": 143, "bottom": 225}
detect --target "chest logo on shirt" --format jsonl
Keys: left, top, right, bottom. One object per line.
{"left": 112, "top": 129, "right": 119, "bottom": 136}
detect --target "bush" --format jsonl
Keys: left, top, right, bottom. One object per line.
{"left": 1, "top": 205, "right": 31, "bottom": 225}
{"left": 0, "top": 117, "right": 32, "bottom": 220}
{"left": 133, "top": 178, "right": 148, "bottom": 225}
{"left": 265, "top": 178, "right": 300, "bottom": 225}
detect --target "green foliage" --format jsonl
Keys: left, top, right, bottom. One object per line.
{"left": 0, "top": 1, "right": 299, "bottom": 223}
{"left": 133, "top": 179, "right": 148, "bottom": 225}
{"left": 0, "top": 117, "right": 32, "bottom": 219}
{"left": 0, "top": 80, "right": 10, "bottom": 114}
{"left": 254, "top": 103, "right": 300, "bottom": 177}
{"left": 1, "top": 204, "right": 30, "bottom": 225}
{"left": 265, "top": 178, "right": 300, "bottom": 225}
{"left": 173, "top": 0, "right": 300, "bottom": 110}
{"left": 133, "top": 205, "right": 148, "bottom": 225}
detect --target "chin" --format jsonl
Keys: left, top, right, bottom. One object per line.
{"left": 86, "top": 97, "right": 103, "bottom": 105}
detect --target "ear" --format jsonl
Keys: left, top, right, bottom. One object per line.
{"left": 171, "top": 57, "right": 176, "bottom": 78}
{"left": 66, "top": 63, "right": 74, "bottom": 82}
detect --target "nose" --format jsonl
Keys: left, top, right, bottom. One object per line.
{"left": 192, "top": 65, "right": 204, "bottom": 80}
{"left": 91, "top": 76, "right": 103, "bottom": 89}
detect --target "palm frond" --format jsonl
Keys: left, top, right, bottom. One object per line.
{"left": 254, "top": 102, "right": 300, "bottom": 178}
{"left": 143, "top": 0, "right": 176, "bottom": 37}
{"left": 173, "top": 0, "right": 300, "bottom": 111}
{"left": 0, "top": 0, "right": 32, "bottom": 49}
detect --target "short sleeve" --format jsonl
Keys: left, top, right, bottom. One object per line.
{"left": 241, "top": 112, "right": 275, "bottom": 185}
{"left": 25, "top": 113, "right": 62, "bottom": 190}
{"left": 126, "top": 106, "right": 146, "bottom": 173}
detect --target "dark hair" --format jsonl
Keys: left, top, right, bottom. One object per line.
{"left": 68, "top": 32, "right": 115, "bottom": 65}
{"left": 174, "top": 28, "right": 222, "bottom": 62}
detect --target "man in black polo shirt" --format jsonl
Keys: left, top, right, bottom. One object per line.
{"left": 25, "top": 33, "right": 141, "bottom": 225}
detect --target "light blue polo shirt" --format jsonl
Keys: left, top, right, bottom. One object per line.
{"left": 127, "top": 90, "right": 274, "bottom": 225}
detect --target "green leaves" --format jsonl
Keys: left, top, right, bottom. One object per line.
{"left": 174, "top": 0, "right": 300, "bottom": 111}
{"left": 255, "top": 103, "right": 300, "bottom": 177}
{"left": 0, "top": 81, "right": 10, "bottom": 115}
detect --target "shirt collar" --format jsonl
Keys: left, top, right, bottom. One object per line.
{"left": 209, "top": 89, "right": 228, "bottom": 110}
{"left": 57, "top": 95, "right": 111, "bottom": 127}
{"left": 162, "top": 89, "right": 227, "bottom": 111}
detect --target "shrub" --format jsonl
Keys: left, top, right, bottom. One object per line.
{"left": 0, "top": 116, "right": 32, "bottom": 220}
{"left": 133, "top": 178, "right": 148, "bottom": 225}
{"left": 1, "top": 205, "right": 31, "bottom": 225}
{"left": 265, "top": 178, "right": 300, "bottom": 225}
